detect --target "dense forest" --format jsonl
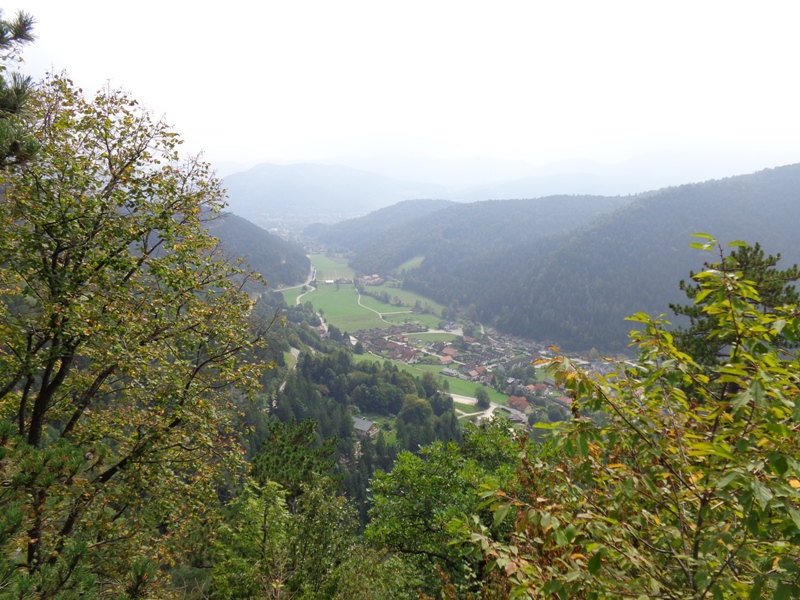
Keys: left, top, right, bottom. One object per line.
{"left": 2, "top": 12, "right": 800, "bottom": 600}
{"left": 206, "top": 212, "right": 310, "bottom": 289}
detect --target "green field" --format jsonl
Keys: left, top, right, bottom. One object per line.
{"left": 368, "top": 283, "right": 446, "bottom": 315}
{"left": 311, "top": 254, "right": 355, "bottom": 280}
{"left": 454, "top": 402, "right": 482, "bottom": 414}
{"left": 396, "top": 255, "right": 425, "bottom": 272}
{"left": 304, "top": 286, "right": 386, "bottom": 332}
{"left": 279, "top": 287, "right": 306, "bottom": 306}
{"left": 283, "top": 350, "right": 297, "bottom": 371}
{"left": 357, "top": 294, "right": 409, "bottom": 315}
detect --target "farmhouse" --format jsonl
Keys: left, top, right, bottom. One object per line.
{"left": 353, "top": 416, "right": 378, "bottom": 439}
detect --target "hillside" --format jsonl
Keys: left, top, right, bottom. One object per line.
{"left": 304, "top": 199, "right": 455, "bottom": 252}
{"left": 347, "top": 194, "right": 634, "bottom": 275}
{"left": 407, "top": 164, "right": 800, "bottom": 350}
{"left": 207, "top": 212, "right": 310, "bottom": 288}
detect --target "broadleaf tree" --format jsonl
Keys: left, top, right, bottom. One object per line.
{"left": 0, "top": 75, "right": 265, "bottom": 597}
{"left": 453, "top": 238, "right": 800, "bottom": 599}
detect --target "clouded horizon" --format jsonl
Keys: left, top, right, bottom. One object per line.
{"left": 13, "top": 1, "right": 800, "bottom": 184}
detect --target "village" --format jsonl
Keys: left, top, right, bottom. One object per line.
{"left": 348, "top": 319, "right": 621, "bottom": 427}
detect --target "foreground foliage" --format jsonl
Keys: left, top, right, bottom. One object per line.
{"left": 454, "top": 238, "right": 800, "bottom": 599}
{"left": 0, "top": 76, "right": 263, "bottom": 597}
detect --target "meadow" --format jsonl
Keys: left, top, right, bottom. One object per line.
{"left": 279, "top": 286, "right": 306, "bottom": 306}
{"left": 309, "top": 286, "right": 386, "bottom": 332}
{"left": 311, "top": 254, "right": 355, "bottom": 280}
{"left": 395, "top": 255, "right": 424, "bottom": 272}
{"left": 367, "top": 282, "right": 446, "bottom": 315}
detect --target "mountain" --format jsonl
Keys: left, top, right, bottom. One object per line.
{"left": 222, "top": 163, "right": 446, "bottom": 224}
{"left": 503, "top": 164, "right": 800, "bottom": 350}
{"left": 304, "top": 199, "right": 456, "bottom": 253}
{"left": 206, "top": 212, "right": 310, "bottom": 288}
{"left": 345, "top": 194, "right": 635, "bottom": 275}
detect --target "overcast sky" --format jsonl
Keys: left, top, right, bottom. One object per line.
{"left": 12, "top": 0, "right": 800, "bottom": 178}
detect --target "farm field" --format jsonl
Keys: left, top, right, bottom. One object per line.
{"left": 395, "top": 255, "right": 424, "bottom": 272}
{"left": 279, "top": 287, "right": 305, "bottom": 306}
{"left": 305, "top": 286, "right": 385, "bottom": 332}
{"left": 283, "top": 350, "right": 297, "bottom": 371}
{"left": 368, "top": 283, "right": 446, "bottom": 314}
{"left": 311, "top": 254, "right": 355, "bottom": 280}
{"left": 357, "top": 293, "right": 409, "bottom": 315}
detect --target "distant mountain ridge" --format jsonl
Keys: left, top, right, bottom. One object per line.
{"left": 223, "top": 163, "right": 446, "bottom": 223}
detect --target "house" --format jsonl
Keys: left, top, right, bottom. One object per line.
{"left": 442, "top": 347, "right": 459, "bottom": 357}
{"left": 441, "top": 368, "right": 461, "bottom": 378}
{"left": 508, "top": 395, "right": 530, "bottom": 411}
{"left": 353, "top": 416, "right": 378, "bottom": 439}
{"left": 438, "top": 355, "right": 454, "bottom": 365}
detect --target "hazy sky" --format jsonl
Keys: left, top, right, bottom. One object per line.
{"left": 13, "top": 0, "right": 800, "bottom": 175}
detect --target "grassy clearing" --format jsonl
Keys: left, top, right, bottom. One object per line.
{"left": 283, "top": 350, "right": 297, "bottom": 371}
{"left": 446, "top": 379, "right": 508, "bottom": 405}
{"left": 303, "top": 286, "right": 385, "bottom": 332}
{"left": 357, "top": 294, "right": 409, "bottom": 315}
{"left": 395, "top": 255, "right": 425, "bottom": 272}
{"left": 311, "top": 254, "right": 356, "bottom": 280}
{"left": 368, "top": 283, "right": 446, "bottom": 314}
{"left": 454, "top": 402, "right": 482, "bottom": 414}
{"left": 279, "top": 287, "right": 305, "bottom": 306}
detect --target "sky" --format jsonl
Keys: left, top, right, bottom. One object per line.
{"left": 12, "top": 0, "right": 800, "bottom": 181}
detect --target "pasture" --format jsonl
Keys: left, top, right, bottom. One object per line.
{"left": 311, "top": 254, "right": 355, "bottom": 281}
{"left": 279, "top": 287, "right": 306, "bottom": 306}
{"left": 304, "top": 286, "right": 386, "bottom": 332}
{"left": 396, "top": 255, "right": 425, "bottom": 272}
{"left": 368, "top": 283, "right": 446, "bottom": 315}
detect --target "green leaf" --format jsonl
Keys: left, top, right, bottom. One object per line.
{"left": 587, "top": 550, "right": 603, "bottom": 575}
{"left": 752, "top": 480, "right": 773, "bottom": 510}
{"left": 577, "top": 433, "right": 589, "bottom": 457}
{"left": 493, "top": 503, "right": 510, "bottom": 528}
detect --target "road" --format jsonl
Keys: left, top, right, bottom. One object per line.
{"left": 448, "top": 392, "right": 525, "bottom": 422}
{"left": 273, "top": 262, "right": 317, "bottom": 305}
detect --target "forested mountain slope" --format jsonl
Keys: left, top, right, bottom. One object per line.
{"left": 348, "top": 194, "right": 633, "bottom": 274}
{"left": 304, "top": 199, "right": 455, "bottom": 252}
{"left": 207, "top": 212, "right": 310, "bottom": 287}
{"left": 403, "top": 164, "right": 800, "bottom": 351}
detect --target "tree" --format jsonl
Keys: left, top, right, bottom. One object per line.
{"left": 454, "top": 239, "right": 800, "bottom": 599}
{"left": 670, "top": 237, "right": 800, "bottom": 365}
{"left": 0, "top": 76, "right": 264, "bottom": 597}
{"left": 251, "top": 419, "right": 337, "bottom": 512}
{"left": 0, "top": 9, "right": 36, "bottom": 167}
{"left": 475, "top": 386, "right": 490, "bottom": 409}
{"left": 368, "top": 421, "right": 519, "bottom": 596}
